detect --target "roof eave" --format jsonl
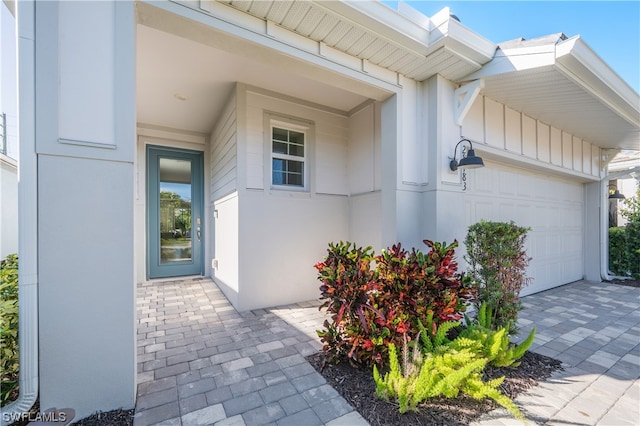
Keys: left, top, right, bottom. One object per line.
{"left": 323, "top": 1, "right": 496, "bottom": 69}
{"left": 555, "top": 36, "right": 640, "bottom": 128}
{"left": 459, "top": 35, "right": 640, "bottom": 149}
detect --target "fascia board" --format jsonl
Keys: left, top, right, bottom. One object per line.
{"left": 442, "top": 19, "right": 496, "bottom": 63}
{"left": 556, "top": 36, "right": 640, "bottom": 124}
{"left": 318, "top": 1, "right": 495, "bottom": 65}
{"left": 318, "top": 0, "right": 432, "bottom": 55}
{"left": 459, "top": 49, "right": 556, "bottom": 81}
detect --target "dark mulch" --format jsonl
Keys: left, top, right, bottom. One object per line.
{"left": 71, "top": 409, "right": 134, "bottom": 426}
{"left": 308, "top": 351, "right": 562, "bottom": 426}
{"left": 607, "top": 278, "right": 640, "bottom": 288}
{"left": 5, "top": 404, "right": 133, "bottom": 426}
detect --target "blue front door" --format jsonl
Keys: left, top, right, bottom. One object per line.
{"left": 147, "top": 145, "right": 204, "bottom": 279}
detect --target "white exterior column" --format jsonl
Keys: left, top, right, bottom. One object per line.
{"left": 35, "top": 1, "right": 136, "bottom": 418}
{"left": 584, "top": 181, "right": 603, "bottom": 281}
{"left": 380, "top": 77, "right": 427, "bottom": 250}
{"left": 422, "top": 75, "right": 467, "bottom": 246}
{"left": 380, "top": 94, "right": 399, "bottom": 247}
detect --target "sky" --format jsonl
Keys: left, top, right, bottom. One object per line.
{"left": 381, "top": 1, "right": 640, "bottom": 93}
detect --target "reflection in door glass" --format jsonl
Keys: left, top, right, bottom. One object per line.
{"left": 159, "top": 158, "right": 192, "bottom": 264}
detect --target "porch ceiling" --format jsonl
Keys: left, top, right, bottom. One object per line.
{"left": 136, "top": 3, "right": 384, "bottom": 134}
{"left": 462, "top": 35, "right": 640, "bottom": 150}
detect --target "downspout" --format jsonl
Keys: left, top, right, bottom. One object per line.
{"left": 600, "top": 178, "right": 615, "bottom": 282}
{"left": 0, "top": 0, "right": 38, "bottom": 423}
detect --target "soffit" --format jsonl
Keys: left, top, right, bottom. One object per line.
{"left": 462, "top": 36, "right": 640, "bottom": 150}
{"left": 217, "top": 0, "right": 494, "bottom": 82}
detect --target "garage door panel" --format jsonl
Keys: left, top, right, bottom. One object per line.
{"left": 467, "top": 164, "right": 584, "bottom": 296}
{"left": 498, "top": 171, "right": 517, "bottom": 195}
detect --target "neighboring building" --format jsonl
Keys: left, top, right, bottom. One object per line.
{"left": 608, "top": 150, "right": 640, "bottom": 227}
{"left": 4, "top": 0, "right": 639, "bottom": 421}
{"left": 0, "top": 0, "right": 18, "bottom": 260}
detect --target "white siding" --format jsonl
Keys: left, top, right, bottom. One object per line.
{"left": 212, "top": 192, "right": 239, "bottom": 306}
{"left": 210, "top": 92, "right": 238, "bottom": 200}
{"left": 550, "top": 126, "right": 562, "bottom": 166}
{"left": 484, "top": 97, "right": 504, "bottom": 149}
{"left": 505, "top": 106, "right": 521, "bottom": 154}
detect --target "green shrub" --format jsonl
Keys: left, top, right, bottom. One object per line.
{"left": 620, "top": 187, "right": 640, "bottom": 279}
{"left": 372, "top": 330, "right": 524, "bottom": 419}
{"left": 457, "top": 303, "right": 535, "bottom": 367}
{"left": 316, "top": 240, "right": 475, "bottom": 366}
{"left": 464, "top": 221, "right": 531, "bottom": 334}
{"left": 609, "top": 227, "right": 628, "bottom": 276}
{"left": 1, "top": 254, "right": 19, "bottom": 406}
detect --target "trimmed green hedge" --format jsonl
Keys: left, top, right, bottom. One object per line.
{"left": 1, "top": 254, "right": 19, "bottom": 406}
{"left": 611, "top": 186, "right": 640, "bottom": 279}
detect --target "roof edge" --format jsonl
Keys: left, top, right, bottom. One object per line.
{"left": 321, "top": 1, "right": 495, "bottom": 64}
{"left": 556, "top": 36, "right": 640, "bottom": 122}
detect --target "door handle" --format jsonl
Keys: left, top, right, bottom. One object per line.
{"left": 196, "top": 218, "right": 201, "bottom": 241}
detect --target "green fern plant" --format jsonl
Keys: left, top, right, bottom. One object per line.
{"left": 417, "top": 312, "right": 458, "bottom": 354}
{"left": 459, "top": 303, "right": 536, "bottom": 367}
{"left": 373, "top": 328, "right": 525, "bottom": 419}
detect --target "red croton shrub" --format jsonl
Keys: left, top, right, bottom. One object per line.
{"left": 315, "top": 240, "right": 475, "bottom": 367}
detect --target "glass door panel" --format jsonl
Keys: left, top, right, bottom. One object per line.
{"left": 147, "top": 146, "right": 204, "bottom": 279}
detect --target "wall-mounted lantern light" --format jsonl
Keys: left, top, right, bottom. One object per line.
{"left": 449, "top": 138, "right": 485, "bottom": 171}
{"left": 608, "top": 184, "right": 625, "bottom": 200}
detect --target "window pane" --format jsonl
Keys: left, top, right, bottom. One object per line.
{"left": 273, "top": 158, "right": 284, "bottom": 173}
{"left": 289, "top": 130, "right": 304, "bottom": 145}
{"left": 273, "top": 127, "right": 288, "bottom": 141}
{"left": 273, "top": 141, "right": 287, "bottom": 154}
{"left": 287, "top": 172, "right": 303, "bottom": 186}
{"left": 289, "top": 143, "right": 304, "bottom": 157}
{"left": 273, "top": 171, "right": 285, "bottom": 185}
{"left": 288, "top": 160, "right": 303, "bottom": 174}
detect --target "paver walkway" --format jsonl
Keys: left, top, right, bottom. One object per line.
{"left": 133, "top": 278, "right": 367, "bottom": 426}
{"left": 473, "top": 281, "right": 640, "bottom": 426}
{"left": 134, "top": 278, "right": 639, "bottom": 426}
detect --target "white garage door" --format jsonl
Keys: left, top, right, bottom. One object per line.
{"left": 464, "top": 162, "right": 584, "bottom": 296}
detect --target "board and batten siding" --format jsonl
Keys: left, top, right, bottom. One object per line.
{"left": 463, "top": 96, "right": 601, "bottom": 178}
{"left": 210, "top": 91, "right": 238, "bottom": 201}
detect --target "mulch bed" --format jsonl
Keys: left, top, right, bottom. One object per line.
{"left": 307, "top": 351, "right": 562, "bottom": 426}
{"left": 71, "top": 409, "right": 134, "bottom": 426}
{"left": 606, "top": 278, "right": 640, "bottom": 288}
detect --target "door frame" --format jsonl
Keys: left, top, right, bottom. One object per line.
{"left": 146, "top": 144, "right": 205, "bottom": 279}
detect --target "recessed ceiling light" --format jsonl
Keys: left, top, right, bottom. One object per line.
{"left": 174, "top": 93, "right": 188, "bottom": 101}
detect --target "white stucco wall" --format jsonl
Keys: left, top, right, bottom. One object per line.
{"left": 34, "top": 1, "right": 136, "bottom": 418}
{"left": 347, "top": 102, "right": 382, "bottom": 250}
{"left": 208, "top": 84, "right": 389, "bottom": 310}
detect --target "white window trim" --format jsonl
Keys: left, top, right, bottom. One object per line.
{"left": 267, "top": 116, "right": 313, "bottom": 192}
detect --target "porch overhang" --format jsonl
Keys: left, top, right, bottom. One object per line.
{"left": 460, "top": 34, "right": 640, "bottom": 150}
{"left": 216, "top": 0, "right": 496, "bottom": 82}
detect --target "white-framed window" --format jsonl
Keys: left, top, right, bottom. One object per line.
{"left": 270, "top": 121, "right": 308, "bottom": 190}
